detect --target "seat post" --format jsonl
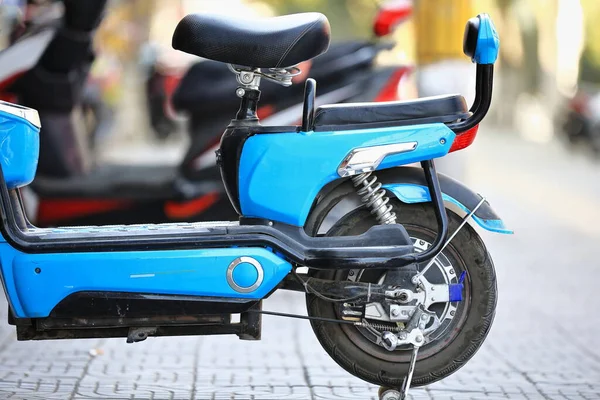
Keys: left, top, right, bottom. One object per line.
{"left": 229, "top": 66, "right": 262, "bottom": 123}
{"left": 235, "top": 89, "right": 261, "bottom": 121}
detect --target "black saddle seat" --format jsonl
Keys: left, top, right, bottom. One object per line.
{"left": 313, "top": 94, "right": 469, "bottom": 131}
{"left": 172, "top": 12, "right": 331, "bottom": 68}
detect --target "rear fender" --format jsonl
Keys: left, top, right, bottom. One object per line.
{"left": 306, "top": 167, "right": 512, "bottom": 235}
{"left": 383, "top": 168, "right": 512, "bottom": 234}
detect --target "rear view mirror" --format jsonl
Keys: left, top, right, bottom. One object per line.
{"left": 463, "top": 14, "right": 499, "bottom": 64}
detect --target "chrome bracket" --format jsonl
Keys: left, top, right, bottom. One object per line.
{"left": 227, "top": 64, "right": 301, "bottom": 91}
{"left": 228, "top": 65, "right": 262, "bottom": 94}
{"left": 338, "top": 142, "right": 418, "bottom": 177}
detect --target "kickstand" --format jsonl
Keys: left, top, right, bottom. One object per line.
{"left": 378, "top": 345, "right": 419, "bottom": 400}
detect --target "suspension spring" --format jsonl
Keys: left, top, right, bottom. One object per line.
{"left": 356, "top": 321, "right": 403, "bottom": 332}
{"left": 352, "top": 172, "right": 397, "bottom": 224}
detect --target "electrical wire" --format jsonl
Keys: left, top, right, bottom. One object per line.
{"left": 292, "top": 270, "right": 364, "bottom": 303}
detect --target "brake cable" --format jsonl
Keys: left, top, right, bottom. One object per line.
{"left": 291, "top": 269, "right": 366, "bottom": 303}
{"left": 246, "top": 308, "right": 403, "bottom": 332}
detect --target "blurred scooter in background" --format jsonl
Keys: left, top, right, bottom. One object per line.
{"left": 0, "top": 0, "right": 115, "bottom": 170}
{"left": 143, "top": 0, "right": 416, "bottom": 182}
{"left": 557, "top": 86, "right": 600, "bottom": 155}
{"left": 5, "top": 0, "right": 418, "bottom": 227}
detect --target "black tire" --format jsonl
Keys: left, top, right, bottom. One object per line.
{"left": 305, "top": 201, "right": 497, "bottom": 387}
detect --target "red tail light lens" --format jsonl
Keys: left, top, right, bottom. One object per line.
{"left": 449, "top": 124, "right": 479, "bottom": 153}
{"left": 374, "top": 67, "right": 412, "bottom": 102}
{"left": 373, "top": 0, "right": 413, "bottom": 37}
{"left": 570, "top": 94, "right": 589, "bottom": 115}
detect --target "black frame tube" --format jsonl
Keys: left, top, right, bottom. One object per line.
{"left": 235, "top": 89, "right": 261, "bottom": 121}
{"left": 0, "top": 162, "right": 449, "bottom": 269}
{"left": 448, "top": 64, "right": 493, "bottom": 134}
{"left": 413, "top": 160, "right": 448, "bottom": 262}
{"left": 301, "top": 78, "right": 316, "bottom": 131}
{"left": 469, "top": 64, "right": 483, "bottom": 113}
{"left": 393, "top": 160, "right": 448, "bottom": 264}
{"left": 0, "top": 168, "right": 418, "bottom": 269}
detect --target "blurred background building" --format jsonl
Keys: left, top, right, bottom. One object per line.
{"left": 1, "top": 0, "right": 600, "bottom": 160}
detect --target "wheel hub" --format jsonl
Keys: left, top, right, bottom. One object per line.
{"left": 341, "top": 236, "right": 465, "bottom": 351}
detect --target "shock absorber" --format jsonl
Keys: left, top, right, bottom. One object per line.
{"left": 352, "top": 172, "right": 397, "bottom": 224}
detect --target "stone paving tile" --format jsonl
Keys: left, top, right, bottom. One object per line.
{"left": 0, "top": 286, "right": 599, "bottom": 400}
{"left": 0, "top": 285, "right": 599, "bottom": 400}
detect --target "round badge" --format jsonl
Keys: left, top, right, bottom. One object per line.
{"left": 226, "top": 256, "right": 264, "bottom": 293}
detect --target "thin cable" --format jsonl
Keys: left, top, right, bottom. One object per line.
{"left": 246, "top": 309, "right": 403, "bottom": 332}
{"left": 292, "top": 270, "right": 364, "bottom": 303}
{"left": 416, "top": 197, "right": 487, "bottom": 279}
{"left": 247, "top": 309, "right": 357, "bottom": 326}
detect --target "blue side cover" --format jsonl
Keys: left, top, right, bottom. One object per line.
{"left": 0, "top": 110, "right": 39, "bottom": 189}
{"left": 473, "top": 14, "right": 500, "bottom": 65}
{"left": 383, "top": 183, "right": 513, "bottom": 234}
{"left": 0, "top": 244, "right": 292, "bottom": 318}
{"left": 239, "top": 123, "right": 455, "bottom": 226}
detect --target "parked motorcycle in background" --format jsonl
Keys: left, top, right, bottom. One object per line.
{"left": 557, "top": 86, "right": 600, "bottom": 155}
{"left": 0, "top": 0, "right": 419, "bottom": 227}
{"left": 145, "top": 0, "right": 416, "bottom": 174}
{"left": 0, "top": 0, "right": 118, "bottom": 157}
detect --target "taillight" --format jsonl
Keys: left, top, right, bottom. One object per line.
{"left": 374, "top": 67, "right": 412, "bottom": 102}
{"left": 449, "top": 124, "right": 479, "bottom": 152}
{"left": 570, "top": 94, "right": 589, "bottom": 115}
{"left": 164, "top": 74, "right": 182, "bottom": 98}
{"left": 373, "top": 0, "right": 412, "bottom": 37}
{"left": 163, "top": 73, "right": 184, "bottom": 120}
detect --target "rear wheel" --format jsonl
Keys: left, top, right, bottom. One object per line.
{"left": 305, "top": 201, "right": 497, "bottom": 387}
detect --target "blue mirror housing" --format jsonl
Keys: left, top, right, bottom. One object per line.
{"left": 473, "top": 14, "right": 499, "bottom": 64}
{"left": 0, "top": 102, "right": 40, "bottom": 189}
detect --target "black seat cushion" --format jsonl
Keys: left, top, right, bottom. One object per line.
{"left": 313, "top": 94, "right": 469, "bottom": 131}
{"left": 172, "top": 12, "right": 330, "bottom": 68}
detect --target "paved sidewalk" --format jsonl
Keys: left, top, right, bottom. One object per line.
{"left": 0, "top": 131, "right": 599, "bottom": 399}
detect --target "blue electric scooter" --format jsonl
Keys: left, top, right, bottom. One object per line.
{"left": 0, "top": 12, "right": 508, "bottom": 397}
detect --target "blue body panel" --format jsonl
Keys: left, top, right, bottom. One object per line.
{"left": 0, "top": 112, "right": 39, "bottom": 189}
{"left": 474, "top": 14, "right": 500, "bottom": 65}
{"left": 0, "top": 243, "right": 291, "bottom": 318}
{"left": 383, "top": 183, "right": 513, "bottom": 234}
{"left": 239, "top": 124, "right": 455, "bottom": 226}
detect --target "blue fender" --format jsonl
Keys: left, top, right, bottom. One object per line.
{"left": 306, "top": 167, "right": 512, "bottom": 235}
{"left": 384, "top": 183, "right": 511, "bottom": 234}
{"left": 380, "top": 168, "right": 512, "bottom": 234}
